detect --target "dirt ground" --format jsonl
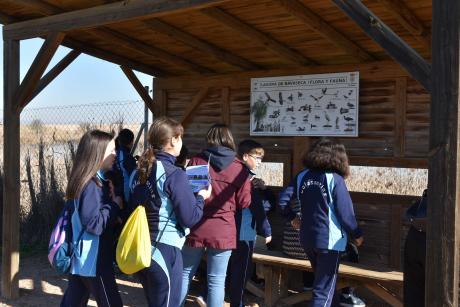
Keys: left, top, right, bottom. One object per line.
{"left": 0, "top": 254, "right": 263, "bottom": 307}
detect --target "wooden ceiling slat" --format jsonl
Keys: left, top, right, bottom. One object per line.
{"left": 273, "top": 0, "right": 374, "bottom": 62}
{"left": 377, "top": 0, "right": 431, "bottom": 50}
{"left": 200, "top": 7, "right": 315, "bottom": 66}
{"left": 143, "top": 19, "right": 259, "bottom": 70}
{"left": 3, "top": 0, "right": 231, "bottom": 40}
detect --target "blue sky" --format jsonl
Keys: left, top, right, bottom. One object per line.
{"left": 0, "top": 27, "right": 154, "bottom": 109}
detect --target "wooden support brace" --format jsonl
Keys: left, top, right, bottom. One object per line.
{"left": 15, "top": 32, "right": 65, "bottom": 111}
{"left": 29, "top": 49, "right": 80, "bottom": 103}
{"left": 364, "top": 282, "right": 403, "bottom": 307}
{"left": 181, "top": 87, "right": 209, "bottom": 129}
{"left": 332, "top": 0, "right": 431, "bottom": 92}
{"left": 120, "top": 66, "right": 154, "bottom": 112}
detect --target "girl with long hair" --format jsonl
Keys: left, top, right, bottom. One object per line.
{"left": 60, "top": 130, "right": 123, "bottom": 307}
{"left": 129, "top": 117, "right": 211, "bottom": 307}
{"left": 180, "top": 124, "right": 252, "bottom": 307}
{"left": 278, "top": 138, "right": 363, "bottom": 307}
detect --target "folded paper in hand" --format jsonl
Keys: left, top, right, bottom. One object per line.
{"left": 186, "top": 164, "right": 210, "bottom": 193}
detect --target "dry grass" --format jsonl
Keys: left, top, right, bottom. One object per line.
{"left": 256, "top": 164, "right": 427, "bottom": 196}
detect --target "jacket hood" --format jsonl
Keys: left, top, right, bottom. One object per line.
{"left": 202, "top": 146, "right": 236, "bottom": 171}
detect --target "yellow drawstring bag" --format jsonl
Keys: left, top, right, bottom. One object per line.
{"left": 116, "top": 206, "right": 151, "bottom": 274}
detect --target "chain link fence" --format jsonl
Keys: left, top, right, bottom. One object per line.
{"left": 0, "top": 100, "right": 149, "bottom": 247}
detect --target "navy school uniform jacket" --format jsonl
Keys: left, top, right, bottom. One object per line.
{"left": 113, "top": 146, "right": 137, "bottom": 201}
{"left": 236, "top": 172, "right": 273, "bottom": 241}
{"left": 129, "top": 151, "right": 205, "bottom": 249}
{"left": 278, "top": 169, "right": 362, "bottom": 252}
{"left": 72, "top": 177, "right": 120, "bottom": 276}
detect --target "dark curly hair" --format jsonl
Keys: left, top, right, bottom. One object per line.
{"left": 303, "top": 138, "right": 350, "bottom": 178}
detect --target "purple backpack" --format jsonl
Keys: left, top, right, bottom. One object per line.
{"left": 48, "top": 200, "right": 83, "bottom": 274}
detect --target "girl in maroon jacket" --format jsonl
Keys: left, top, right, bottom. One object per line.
{"left": 180, "top": 124, "right": 252, "bottom": 307}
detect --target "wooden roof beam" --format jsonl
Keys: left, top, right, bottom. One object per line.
{"left": 143, "top": 19, "right": 260, "bottom": 70}
{"left": 10, "top": 0, "right": 208, "bottom": 75}
{"left": 3, "top": 0, "right": 231, "bottom": 40}
{"left": 120, "top": 66, "right": 155, "bottom": 112}
{"left": 201, "top": 7, "right": 315, "bottom": 66}
{"left": 377, "top": 0, "right": 431, "bottom": 50}
{"left": 332, "top": 0, "right": 431, "bottom": 92}
{"left": 15, "top": 32, "right": 65, "bottom": 111}
{"left": 273, "top": 0, "right": 374, "bottom": 62}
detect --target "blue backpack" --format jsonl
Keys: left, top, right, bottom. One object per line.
{"left": 48, "top": 200, "right": 84, "bottom": 274}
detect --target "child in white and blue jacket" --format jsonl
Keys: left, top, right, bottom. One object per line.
{"left": 229, "top": 140, "right": 273, "bottom": 307}
{"left": 278, "top": 138, "right": 363, "bottom": 307}
{"left": 129, "top": 117, "right": 211, "bottom": 307}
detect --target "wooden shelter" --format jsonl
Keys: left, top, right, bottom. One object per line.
{"left": 0, "top": 0, "right": 457, "bottom": 305}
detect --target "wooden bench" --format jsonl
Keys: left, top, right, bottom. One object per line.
{"left": 250, "top": 249, "right": 403, "bottom": 307}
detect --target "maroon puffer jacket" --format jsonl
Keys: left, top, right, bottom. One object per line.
{"left": 185, "top": 147, "right": 251, "bottom": 249}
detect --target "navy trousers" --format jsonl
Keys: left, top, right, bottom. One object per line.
{"left": 137, "top": 242, "right": 183, "bottom": 307}
{"left": 304, "top": 248, "right": 341, "bottom": 307}
{"left": 403, "top": 227, "right": 426, "bottom": 307}
{"left": 229, "top": 240, "right": 255, "bottom": 307}
{"left": 60, "top": 266, "right": 122, "bottom": 307}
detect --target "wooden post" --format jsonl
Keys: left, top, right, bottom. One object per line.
{"left": 292, "top": 137, "right": 310, "bottom": 175}
{"left": 2, "top": 39, "right": 20, "bottom": 299}
{"left": 427, "top": 0, "right": 460, "bottom": 305}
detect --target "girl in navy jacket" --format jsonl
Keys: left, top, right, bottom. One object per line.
{"left": 278, "top": 138, "right": 363, "bottom": 307}
{"left": 129, "top": 117, "right": 212, "bottom": 307}
{"left": 60, "top": 130, "right": 123, "bottom": 307}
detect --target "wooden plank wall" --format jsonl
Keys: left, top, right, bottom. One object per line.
{"left": 154, "top": 61, "right": 430, "bottom": 168}
{"left": 153, "top": 62, "right": 430, "bottom": 270}
{"left": 267, "top": 191, "right": 417, "bottom": 269}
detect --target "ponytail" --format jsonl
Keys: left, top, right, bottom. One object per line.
{"left": 138, "top": 147, "right": 156, "bottom": 184}
{"left": 137, "top": 117, "right": 184, "bottom": 184}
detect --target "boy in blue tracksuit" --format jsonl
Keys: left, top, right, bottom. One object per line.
{"left": 279, "top": 138, "right": 363, "bottom": 307}
{"left": 113, "top": 128, "right": 137, "bottom": 203}
{"left": 128, "top": 117, "right": 211, "bottom": 307}
{"left": 229, "top": 140, "right": 273, "bottom": 307}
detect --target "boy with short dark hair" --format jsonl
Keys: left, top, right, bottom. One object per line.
{"left": 229, "top": 139, "right": 273, "bottom": 307}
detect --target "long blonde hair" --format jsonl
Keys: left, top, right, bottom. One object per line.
{"left": 137, "top": 117, "right": 184, "bottom": 184}
{"left": 66, "top": 130, "right": 114, "bottom": 199}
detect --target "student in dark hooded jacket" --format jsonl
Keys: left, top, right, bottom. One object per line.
{"left": 180, "top": 124, "right": 252, "bottom": 307}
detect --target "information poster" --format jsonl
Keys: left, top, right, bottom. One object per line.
{"left": 250, "top": 72, "right": 359, "bottom": 136}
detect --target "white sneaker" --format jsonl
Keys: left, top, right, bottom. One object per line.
{"left": 196, "top": 296, "right": 207, "bottom": 307}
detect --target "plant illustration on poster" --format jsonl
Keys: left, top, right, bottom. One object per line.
{"left": 250, "top": 72, "right": 359, "bottom": 136}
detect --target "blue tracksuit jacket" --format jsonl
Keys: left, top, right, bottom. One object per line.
{"left": 278, "top": 169, "right": 362, "bottom": 252}
{"left": 129, "top": 151, "right": 204, "bottom": 249}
